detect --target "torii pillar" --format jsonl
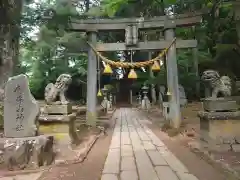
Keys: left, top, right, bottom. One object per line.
{"left": 164, "top": 15, "right": 181, "bottom": 129}
{"left": 86, "top": 31, "right": 97, "bottom": 126}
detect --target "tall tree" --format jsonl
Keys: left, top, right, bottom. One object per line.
{"left": 0, "top": 0, "right": 23, "bottom": 93}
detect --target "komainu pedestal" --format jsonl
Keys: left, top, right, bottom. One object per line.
{"left": 198, "top": 70, "right": 240, "bottom": 151}
{"left": 198, "top": 103, "right": 240, "bottom": 152}
{"left": 203, "top": 98, "right": 238, "bottom": 112}
{"left": 44, "top": 104, "right": 72, "bottom": 115}
{"left": 40, "top": 74, "right": 78, "bottom": 145}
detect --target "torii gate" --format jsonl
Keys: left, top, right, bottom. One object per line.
{"left": 68, "top": 12, "right": 202, "bottom": 128}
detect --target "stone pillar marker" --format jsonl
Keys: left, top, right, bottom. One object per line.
{"left": 4, "top": 74, "right": 39, "bottom": 138}
{"left": 87, "top": 31, "right": 97, "bottom": 126}
{"left": 2, "top": 74, "right": 55, "bottom": 170}
{"left": 164, "top": 15, "right": 181, "bottom": 128}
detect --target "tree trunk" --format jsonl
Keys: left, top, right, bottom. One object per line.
{"left": 11, "top": 0, "right": 23, "bottom": 75}
{"left": 85, "top": 0, "right": 90, "bottom": 12}
{"left": 0, "top": 0, "right": 23, "bottom": 99}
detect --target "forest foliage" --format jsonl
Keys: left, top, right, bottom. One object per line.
{"left": 1, "top": 0, "right": 239, "bottom": 99}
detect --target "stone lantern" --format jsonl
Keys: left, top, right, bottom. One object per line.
{"left": 142, "top": 85, "right": 149, "bottom": 97}
{"left": 137, "top": 92, "right": 142, "bottom": 106}
{"left": 101, "top": 87, "right": 109, "bottom": 112}
{"left": 102, "top": 87, "right": 108, "bottom": 100}
{"left": 141, "top": 85, "right": 150, "bottom": 110}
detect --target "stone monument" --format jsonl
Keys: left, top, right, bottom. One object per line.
{"left": 43, "top": 74, "right": 72, "bottom": 115}
{"left": 198, "top": 70, "right": 240, "bottom": 152}
{"left": 4, "top": 75, "right": 39, "bottom": 137}
{"left": 179, "top": 84, "right": 187, "bottom": 107}
{"left": 1, "top": 74, "right": 54, "bottom": 170}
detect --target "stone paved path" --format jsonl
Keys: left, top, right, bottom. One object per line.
{"left": 0, "top": 172, "right": 42, "bottom": 180}
{"left": 101, "top": 108, "right": 199, "bottom": 180}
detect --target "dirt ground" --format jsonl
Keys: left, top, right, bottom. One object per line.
{"left": 149, "top": 125, "right": 231, "bottom": 180}
{"left": 38, "top": 129, "right": 112, "bottom": 180}
{"left": 181, "top": 103, "right": 240, "bottom": 177}
{"left": 147, "top": 103, "right": 240, "bottom": 180}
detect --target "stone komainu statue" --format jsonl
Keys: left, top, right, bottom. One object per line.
{"left": 201, "top": 70, "right": 232, "bottom": 98}
{"left": 44, "top": 74, "right": 72, "bottom": 104}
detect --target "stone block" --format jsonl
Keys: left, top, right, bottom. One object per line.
{"left": 120, "top": 171, "right": 138, "bottom": 180}
{"left": 143, "top": 141, "right": 156, "bottom": 150}
{"left": 198, "top": 111, "right": 240, "bottom": 121}
{"left": 39, "top": 123, "right": 69, "bottom": 134}
{"left": 39, "top": 113, "right": 76, "bottom": 122}
{"left": 39, "top": 113, "right": 80, "bottom": 145}
{"left": 134, "top": 151, "right": 159, "bottom": 180}
{"left": 103, "top": 148, "right": 120, "bottom": 174}
{"left": 44, "top": 104, "right": 72, "bottom": 115}
{"left": 155, "top": 166, "right": 179, "bottom": 180}
{"left": 0, "top": 135, "right": 54, "bottom": 170}
{"left": 144, "top": 128, "right": 164, "bottom": 147}
{"left": 121, "top": 145, "right": 133, "bottom": 157}
{"left": 147, "top": 150, "right": 167, "bottom": 166}
{"left": 4, "top": 74, "right": 39, "bottom": 138}
{"left": 109, "top": 133, "right": 120, "bottom": 149}
{"left": 202, "top": 98, "right": 238, "bottom": 112}
{"left": 199, "top": 111, "right": 240, "bottom": 151}
{"left": 137, "top": 131, "right": 150, "bottom": 141}
{"left": 162, "top": 152, "right": 188, "bottom": 173}
{"left": 121, "top": 132, "right": 131, "bottom": 145}
{"left": 101, "top": 174, "right": 118, "bottom": 180}
{"left": 121, "top": 156, "right": 136, "bottom": 171}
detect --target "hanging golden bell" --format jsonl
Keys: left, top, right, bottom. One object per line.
{"left": 97, "top": 89, "right": 102, "bottom": 97}
{"left": 128, "top": 69, "right": 137, "bottom": 79}
{"left": 167, "top": 90, "right": 171, "bottom": 95}
{"left": 151, "top": 61, "right": 160, "bottom": 71}
{"left": 103, "top": 64, "right": 113, "bottom": 74}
